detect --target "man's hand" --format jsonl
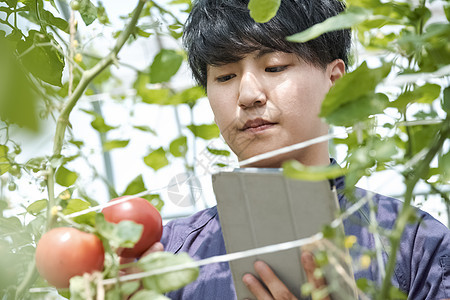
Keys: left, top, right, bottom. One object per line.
{"left": 119, "top": 242, "right": 164, "bottom": 275}
{"left": 118, "top": 242, "right": 165, "bottom": 299}
{"left": 242, "top": 251, "right": 330, "bottom": 300}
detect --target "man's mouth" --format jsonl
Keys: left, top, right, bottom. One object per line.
{"left": 241, "top": 118, "right": 277, "bottom": 133}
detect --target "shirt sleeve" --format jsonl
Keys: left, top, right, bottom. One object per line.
{"left": 398, "top": 210, "right": 450, "bottom": 299}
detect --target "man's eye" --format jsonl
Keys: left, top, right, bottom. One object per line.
{"left": 265, "top": 66, "right": 288, "bottom": 72}
{"left": 217, "top": 74, "right": 236, "bottom": 82}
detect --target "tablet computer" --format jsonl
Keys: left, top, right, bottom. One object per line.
{"left": 212, "top": 168, "right": 357, "bottom": 300}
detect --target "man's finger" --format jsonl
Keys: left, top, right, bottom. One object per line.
{"left": 141, "top": 241, "right": 164, "bottom": 257}
{"left": 301, "top": 251, "right": 329, "bottom": 300}
{"left": 243, "top": 272, "right": 273, "bottom": 300}
{"left": 253, "top": 261, "right": 297, "bottom": 300}
{"left": 119, "top": 242, "right": 165, "bottom": 275}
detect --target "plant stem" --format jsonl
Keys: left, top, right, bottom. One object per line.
{"left": 53, "top": 0, "right": 146, "bottom": 156}
{"left": 15, "top": 261, "right": 39, "bottom": 300}
{"left": 46, "top": 167, "right": 56, "bottom": 230}
{"left": 427, "top": 183, "right": 450, "bottom": 229}
{"left": 15, "top": 1, "right": 147, "bottom": 298}
{"left": 377, "top": 117, "right": 450, "bottom": 299}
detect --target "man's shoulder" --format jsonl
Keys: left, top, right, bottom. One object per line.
{"left": 351, "top": 187, "right": 449, "bottom": 233}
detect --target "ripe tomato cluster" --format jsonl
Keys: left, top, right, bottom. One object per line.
{"left": 35, "top": 197, "right": 163, "bottom": 288}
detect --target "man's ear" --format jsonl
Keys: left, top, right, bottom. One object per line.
{"left": 327, "top": 59, "right": 345, "bottom": 85}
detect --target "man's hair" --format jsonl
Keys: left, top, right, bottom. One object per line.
{"left": 183, "top": 0, "right": 351, "bottom": 89}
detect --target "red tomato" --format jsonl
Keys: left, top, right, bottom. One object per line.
{"left": 35, "top": 227, "right": 104, "bottom": 289}
{"left": 102, "top": 196, "right": 163, "bottom": 258}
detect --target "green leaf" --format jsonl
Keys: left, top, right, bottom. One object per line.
{"left": 123, "top": 174, "right": 147, "bottom": 196}
{"left": 248, "top": 0, "right": 280, "bottom": 23}
{"left": 0, "top": 42, "right": 38, "bottom": 131}
{"left": 91, "top": 115, "right": 117, "bottom": 133}
{"left": 121, "top": 281, "right": 141, "bottom": 297}
{"left": 4, "top": 0, "right": 18, "bottom": 8}
{"left": 16, "top": 30, "right": 64, "bottom": 86}
{"left": 148, "top": 194, "right": 164, "bottom": 212}
{"left": 0, "top": 145, "right": 10, "bottom": 175}
{"left": 135, "top": 27, "right": 152, "bottom": 38}
{"left": 140, "top": 252, "right": 199, "bottom": 294}
{"left": 103, "top": 139, "right": 130, "bottom": 151}
{"left": 207, "top": 147, "right": 231, "bottom": 156}
{"left": 445, "top": 3, "right": 450, "bottom": 22}
{"left": 96, "top": 214, "right": 142, "bottom": 249}
{"left": 169, "top": 136, "right": 187, "bottom": 157}
{"left": 62, "top": 198, "right": 95, "bottom": 225}
{"left": 0, "top": 216, "right": 23, "bottom": 234}
{"left": 149, "top": 49, "right": 183, "bottom": 83}
{"left": 320, "top": 62, "right": 391, "bottom": 118}
{"left": 26, "top": 214, "right": 46, "bottom": 238}
{"left": 287, "top": 7, "right": 372, "bottom": 43}
{"left": 133, "top": 125, "right": 157, "bottom": 135}
{"left": 187, "top": 123, "right": 220, "bottom": 140}
{"left": 144, "top": 147, "right": 169, "bottom": 171}
{"left": 40, "top": 9, "right": 69, "bottom": 33}
{"left": 442, "top": 86, "right": 450, "bottom": 113}
{"left": 372, "top": 139, "right": 397, "bottom": 162}
{"left": 20, "top": 1, "right": 68, "bottom": 32}
{"left": 115, "top": 221, "right": 144, "bottom": 248}
{"left": 141, "top": 88, "right": 172, "bottom": 105}
{"left": 388, "top": 286, "right": 407, "bottom": 300}
{"left": 69, "top": 139, "right": 85, "bottom": 148}
{"left": 130, "top": 290, "right": 169, "bottom": 300}
{"left": 57, "top": 290, "right": 71, "bottom": 299}
{"left": 283, "top": 160, "right": 347, "bottom": 181}
{"left": 133, "top": 73, "right": 173, "bottom": 104}
{"left": 390, "top": 83, "right": 441, "bottom": 109}
{"left": 47, "top": 0, "right": 59, "bottom": 12}
{"left": 96, "top": 1, "right": 109, "bottom": 25}
{"left": 26, "top": 199, "right": 48, "bottom": 216}
{"left": 55, "top": 166, "right": 78, "bottom": 187}
{"left": 324, "top": 93, "right": 389, "bottom": 126}
{"left": 168, "top": 86, "right": 206, "bottom": 105}
{"left": 121, "top": 175, "right": 162, "bottom": 209}
{"left": 78, "top": 0, "right": 97, "bottom": 26}
{"left": 439, "top": 151, "right": 450, "bottom": 182}
{"left": 402, "top": 124, "right": 440, "bottom": 156}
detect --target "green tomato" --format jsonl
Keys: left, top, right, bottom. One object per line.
{"left": 70, "top": 0, "right": 80, "bottom": 10}
{"left": 7, "top": 182, "right": 16, "bottom": 191}
{"left": 9, "top": 165, "right": 20, "bottom": 177}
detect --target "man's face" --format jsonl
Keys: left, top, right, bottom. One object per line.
{"left": 206, "top": 50, "right": 344, "bottom": 167}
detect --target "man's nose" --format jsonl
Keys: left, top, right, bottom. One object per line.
{"left": 237, "top": 72, "right": 267, "bottom": 109}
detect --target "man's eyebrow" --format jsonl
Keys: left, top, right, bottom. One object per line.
{"left": 254, "top": 48, "right": 276, "bottom": 59}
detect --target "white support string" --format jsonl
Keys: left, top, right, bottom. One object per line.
{"left": 62, "top": 116, "right": 444, "bottom": 220}
{"left": 102, "top": 233, "right": 324, "bottom": 285}
{"left": 101, "top": 194, "right": 370, "bottom": 285}
{"left": 28, "top": 183, "right": 370, "bottom": 295}
{"left": 238, "top": 129, "right": 352, "bottom": 167}
{"left": 64, "top": 129, "right": 352, "bottom": 219}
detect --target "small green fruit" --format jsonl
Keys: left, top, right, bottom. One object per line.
{"left": 70, "top": 0, "right": 80, "bottom": 10}
{"left": 7, "top": 182, "right": 16, "bottom": 191}
{"left": 9, "top": 165, "right": 20, "bottom": 177}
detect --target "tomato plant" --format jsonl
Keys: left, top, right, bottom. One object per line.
{"left": 35, "top": 227, "right": 105, "bottom": 289}
{"left": 102, "top": 197, "right": 163, "bottom": 258}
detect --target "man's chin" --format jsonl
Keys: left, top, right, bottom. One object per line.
{"left": 237, "top": 150, "right": 293, "bottom": 169}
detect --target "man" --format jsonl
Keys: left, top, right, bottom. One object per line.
{"left": 157, "top": 0, "right": 450, "bottom": 299}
